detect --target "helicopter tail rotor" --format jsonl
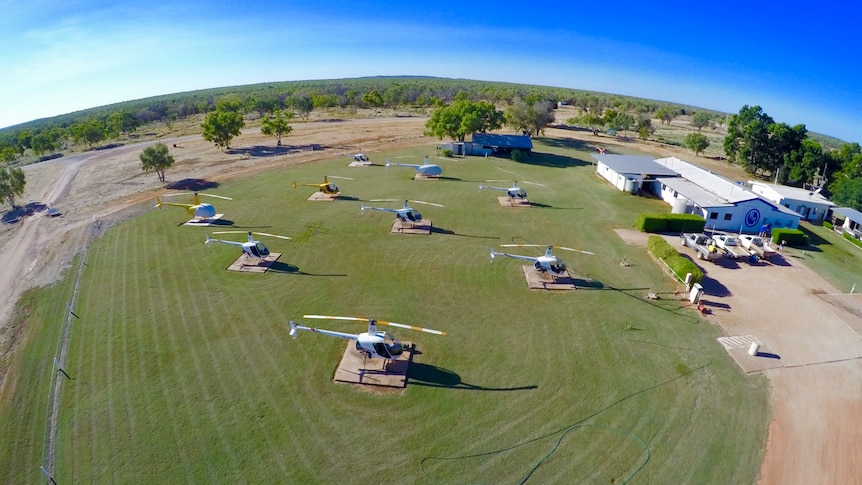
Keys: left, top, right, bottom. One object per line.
{"left": 154, "top": 197, "right": 163, "bottom": 209}
{"left": 289, "top": 321, "right": 298, "bottom": 339}
{"left": 205, "top": 235, "right": 212, "bottom": 246}
{"left": 489, "top": 247, "right": 496, "bottom": 262}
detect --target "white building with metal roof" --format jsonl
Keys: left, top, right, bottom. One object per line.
{"left": 591, "top": 154, "right": 679, "bottom": 194}
{"left": 652, "top": 157, "right": 801, "bottom": 233}
{"left": 832, "top": 207, "right": 862, "bottom": 238}
{"left": 748, "top": 181, "right": 834, "bottom": 223}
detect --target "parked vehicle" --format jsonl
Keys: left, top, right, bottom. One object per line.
{"left": 681, "top": 233, "right": 722, "bottom": 262}
{"left": 713, "top": 234, "right": 744, "bottom": 259}
{"left": 738, "top": 235, "right": 777, "bottom": 260}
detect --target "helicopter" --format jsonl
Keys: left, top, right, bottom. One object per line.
{"left": 360, "top": 199, "right": 443, "bottom": 224}
{"left": 478, "top": 180, "right": 527, "bottom": 199}
{"left": 292, "top": 175, "right": 352, "bottom": 195}
{"left": 289, "top": 314, "right": 446, "bottom": 362}
{"left": 489, "top": 244, "right": 594, "bottom": 276}
{"left": 204, "top": 231, "right": 291, "bottom": 260}
{"left": 155, "top": 192, "right": 232, "bottom": 220}
{"left": 385, "top": 156, "right": 442, "bottom": 176}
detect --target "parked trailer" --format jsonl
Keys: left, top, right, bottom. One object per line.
{"left": 738, "top": 235, "right": 777, "bottom": 260}
{"left": 713, "top": 234, "right": 744, "bottom": 259}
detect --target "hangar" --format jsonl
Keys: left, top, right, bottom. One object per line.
{"left": 652, "top": 157, "right": 801, "bottom": 233}
{"left": 439, "top": 133, "right": 533, "bottom": 157}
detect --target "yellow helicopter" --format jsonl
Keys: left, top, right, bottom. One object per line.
{"left": 292, "top": 176, "right": 352, "bottom": 195}
{"left": 155, "top": 192, "right": 232, "bottom": 220}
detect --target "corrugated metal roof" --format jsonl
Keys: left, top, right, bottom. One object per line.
{"left": 471, "top": 133, "right": 533, "bottom": 149}
{"left": 748, "top": 181, "right": 835, "bottom": 206}
{"left": 591, "top": 155, "right": 679, "bottom": 177}
{"left": 655, "top": 156, "right": 756, "bottom": 203}
{"left": 833, "top": 207, "right": 862, "bottom": 222}
{"left": 656, "top": 177, "right": 736, "bottom": 208}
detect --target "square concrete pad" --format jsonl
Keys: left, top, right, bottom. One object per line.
{"left": 225, "top": 252, "right": 281, "bottom": 273}
{"left": 413, "top": 174, "right": 440, "bottom": 180}
{"left": 390, "top": 219, "right": 432, "bottom": 234}
{"left": 717, "top": 335, "right": 784, "bottom": 373}
{"left": 522, "top": 266, "right": 577, "bottom": 290}
{"left": 349, "top": 161, "right": 373, "bottom": 167}
{"left": 333, "top": 340, "right": 414, "bottom": 389}
{"left": 497, "top": 197, "right": 531, "bottom": 207}
{"left": 183, "top": 214, "right": 225, "bottom": 226}
{"left": 306, "top": 192, "right": 339, "bottom": 201}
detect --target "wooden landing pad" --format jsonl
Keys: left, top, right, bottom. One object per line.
{"left": 348, "top": 161, "right": 372, "bottom": 167}
{"left": 226, "top": 252, "right": 282, "bottom": 273}
{"left": 333, "top": 341, "right": 414, "bottom": 389}
{"left": 306, "top": 191, "right": 339, "bottom": 201}
{"left": 413, "top": 174, "right": 440, "bottom": 180}
{"left": 183, "top": 214, "right": 225, "bottom": 226}
{"left": 522, "top": 266, "right": 577, "bottom": 290}
{"left": 497, "top": 197, "right": 531, "bottom": 207}
{"left": 390, "top": 219, "right": 432, "bottom": 234}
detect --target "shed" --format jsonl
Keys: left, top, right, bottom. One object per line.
{"left": 748, "top": 181, "right": 834, "bottom": 222}
{"left": 591, "top": 154, "right": 678, "bottom": 194}
{"left": 470, "top": 133, "right": 533, "bottom": 154}
{"left": 832, "top": 207, "right": 862, "bottom": 238}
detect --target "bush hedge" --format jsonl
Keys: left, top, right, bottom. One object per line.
{"left": 843, "top": 232, "right": 862, "bottom": 249}
{"left": 770, "top": 228, "right": 808, "bottom": 246}
{"left": 823, "top": 221, "right": 833, "bottom": 230}
{"left": 647, "top": 235, "right": 704, "bottom": 284}
{"left": 636, "top": 213, "right": 706, "bottom": 233}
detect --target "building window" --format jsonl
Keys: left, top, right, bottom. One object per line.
{"left": 709, "top": 212, "right": 718, "bottom": 219}
{"left": 724, "top": 213, "right": 733, "bottom": 221}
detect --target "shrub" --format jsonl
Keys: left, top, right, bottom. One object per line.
{"left": 636, "top": 213, "right": 706, "bottom": 233}
{"left": 511, "top": 149, "right": 529, "bottom": 163}
{"left": 823, "top": 221, "right": 833, "bottom": 230}
{"left": 441, "top": 148, "right": 454, "bottom": 158}
{"left": 647, "top": 235, "right": 703, "bottom": 283}
{"left": 843, "top": 233, "right": 862, "bottom": 249}
{"left": 770, "top": 228, "right": 808, "bottom": 246}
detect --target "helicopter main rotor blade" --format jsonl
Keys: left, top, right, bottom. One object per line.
{"left": 556, "top": 246, "right": 595, "bottom": 255}
{"left": 370, "top": 199, "right": 399, "bottom": 202}
{"left": 198, "top": 193, "right": 233, "bottom": 200}
{"left": 327, "top": 175, "right": 354, "bottom": 180}
{"left": 519, "top": 181, "right": 545, "bottom": 187}
{"left": 302, "top": 315, "right": 446, "bottom": 336}
{"left": 253, "top": 232, "right": 291, "bottom": 240}
{"left": 409, "top": 200, "right": 444, "bottom": 207}
{"left": 211, "top": 230, "right": 247, "bottom": 235}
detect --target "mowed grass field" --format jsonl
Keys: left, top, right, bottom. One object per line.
{"left": 0, "top": 139, "right": 768, "bottom": 483}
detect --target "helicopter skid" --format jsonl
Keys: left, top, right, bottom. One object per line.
{"left": 306, "top": 191, "right": 340, "bottom": 201}
{"left": 391, "top": 219, "right": 432, "bottom": 235}
{"left": 225, "top": 252, "right": 282, "bottom": 273}
{"left": 413, "top": 174, "right": 440, "bottom": 180}
{"left": 522, "top": 266, "right": 578, "bottom": 290}
{"left": 183, "top": 214, "right": 225, "bottom": 226}
{"left": 333, "top": 340, "right": 414, "bottom": 389}
{"left": 497, "top": 197, "right": 531, "bottom": 208}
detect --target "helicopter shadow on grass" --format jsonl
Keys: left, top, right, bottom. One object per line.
{"left": 265, "top": 261, "right": 347, "bottom": 277}
{"left": 514, "top": 151, "right": 591, "bottom": 169}
{"left": 527, "top": 202, "right": 584, "bottom": 210}
{"left": 406, "top": 362, "right": 537, "bottom": 391}
{"left": 429, "top": 225, "right": 500, "bottom": 240}
{"left": 334, "top": 195, "right": 361, "bottom": 202}
{"left": 166, "top": 178, "right": 220, "bottom": 191}
{"left": 2, "top": 202, "right": 49, "bottom": 224}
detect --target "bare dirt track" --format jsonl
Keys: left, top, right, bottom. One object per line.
{"left": 2, "top": 117, "right": 860, "bottom": 483}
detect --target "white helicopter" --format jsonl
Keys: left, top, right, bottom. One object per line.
{"left": 478, "top": 181, "right": 527, "bottom": 199}
{"left": 489, "top": 244, "right": 594, "bottom": 276}
{"left": 156, "top": 192, "right": 232, "bottom": 220}
{"left": 360, "top": 199, "right": 443, "bottom": 224}
{"left": 204, "top": 231, "right": 291, "bottom": 260}
{"left": 385, "top": 156, "right": 442, "bottom": 176}
{"left": 289, "top": 314, "right": 446, "bottom": 362}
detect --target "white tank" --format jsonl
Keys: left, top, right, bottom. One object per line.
{"left": 748, "top": 341, "right": 761, "bottom": 356}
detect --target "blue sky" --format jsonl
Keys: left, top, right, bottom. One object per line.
{"left": 1, "top": 1, "right": 860, "bottom": 143}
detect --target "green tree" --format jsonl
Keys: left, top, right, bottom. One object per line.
{"left": 288, "top": 94, "right": 314, "bottom": 118}
{"left": 70, "top": 118, "right": 106, "bottom": 148}
{"left": 260, "top": 109, "right": 294, "bottom": 146}
{"left": 424, "top": 99, "right": 504, "bottom": 141}
{"left": 0, "top": 145, "right": 16, "bottom": 162}
{"left": 574, "top": 112, "right": 605, "bottom": 135}
{"left": 109, "top": 110, "right": 140, "bottom": 136}
{"left": 362, "top": 90, "right": 384, "bottom": 108}
{"left": 0, "top": 164, "right": 26, "bottom": 209}
{"left": 139, "top": 143, "right": 175, "bottom": 183}
{"left": 31, "top": 132, "right": 59, "bottom": 156}
{"left": 690, "top": 112, "right": 710, "bottom": 131}
{"left": 655, "top": 106, "right": 676, "bottom": 125}
{"left": 684, "top": 132, "right": 710, "bottom": 156}
{"left": 201, "top": 110, "right": 245, "bottom": 150}
{"left": 831, "top": 178, "right": 862, "bottom": 212}
{"left": 724, "top": 105, "right": 774, "bottom": 174}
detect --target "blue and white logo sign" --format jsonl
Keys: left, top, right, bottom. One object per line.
{"left": 744, "top": 208, "right": 761, "bottom": 227}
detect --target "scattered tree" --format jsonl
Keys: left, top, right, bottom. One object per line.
{"left": 655, "top": 106, "right": 677, "bottom": 125}
{"left": 260, "top": 109, "right": 294, "bottom": 146}
{"left": 724, "top": 105, "right": 774, "bottom": 174}
{"left": 684, "top": 132, "right": 710, "bottom": 156}
{"left": 424, "top": 99, "right": 504, "bottom": 141}
{"left": 361, "top": 90, "right": 384, "bottom": 108}
{"left": 690, "top": 112, "right": 710, "bottom": 131}
{"left": 0, "top": 164, "right": 26, "bottom": 209}
{"left": 139, "top": 143, "right": 175, "bottom": 183}
{"left": 201, "top": 110, "right": 245, "bottom": 149}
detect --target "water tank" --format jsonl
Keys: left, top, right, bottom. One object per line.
{"left": 748, "top": 341, "right": 761, "bottom": 356}
{"left": 672, "top": 197, "right": 690, "bottom": 214}
{"left": 624, "top": 177, "right": 636, "bottom": 193}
